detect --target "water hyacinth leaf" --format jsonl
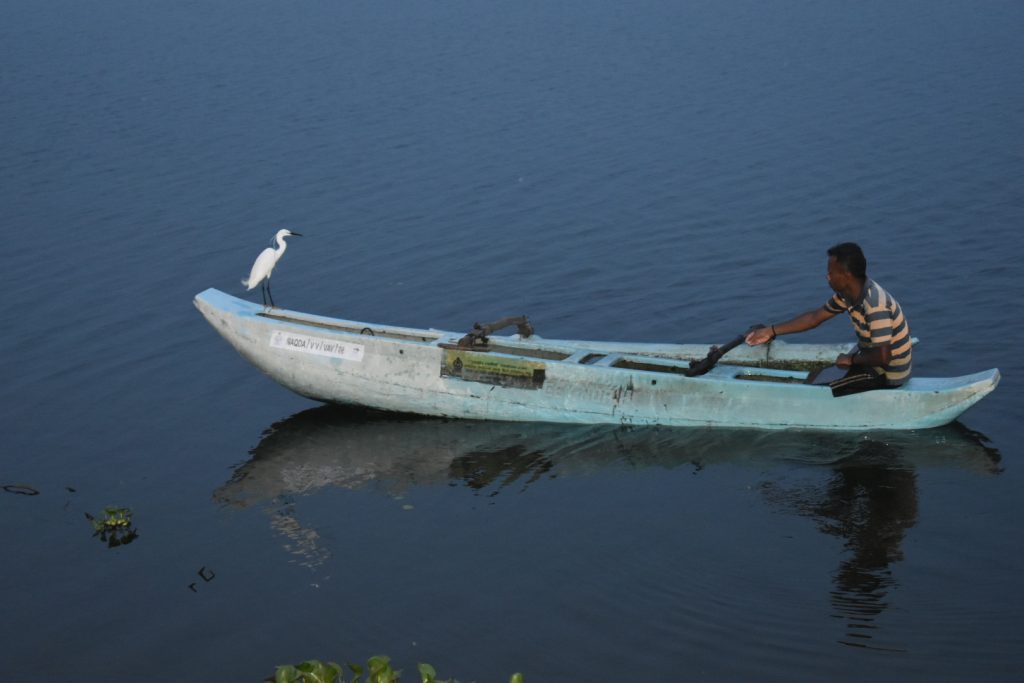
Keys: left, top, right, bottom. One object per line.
{"left": 297, "top": 660, "right": 335, "bottom": 683}
{"left": 272, "top": 656, "right": 518, "bottom": 683}
{"left": 275, "top": 664, "right": 301, "bottom": 683}
{"left": 367, "top": 655, "right": 394, "bottom": 683}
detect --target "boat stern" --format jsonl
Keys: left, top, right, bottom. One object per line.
{"left": 906, "top": 368, "right": 1001, "bottom": 429}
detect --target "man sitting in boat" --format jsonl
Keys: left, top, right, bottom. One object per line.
{"left": 745, "top": 242, "right": 912, "bottom": 397}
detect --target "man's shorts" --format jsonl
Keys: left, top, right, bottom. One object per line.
{"left": 828, "top": 367, "right": 891, "bottom": 398}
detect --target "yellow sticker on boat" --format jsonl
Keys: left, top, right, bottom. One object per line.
{"left": 270, "top": 331, "right": 364, "bottom": 362}
{"left": 442, "top": 350, "right": 545, "bottom": 389}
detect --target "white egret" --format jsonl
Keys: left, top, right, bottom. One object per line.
{"left": 241, "top": 229, "right": 302, "bottom": 307}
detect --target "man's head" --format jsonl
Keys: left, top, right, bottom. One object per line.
{"left": 827, "top": 242, "right": 867, "bottom": 294}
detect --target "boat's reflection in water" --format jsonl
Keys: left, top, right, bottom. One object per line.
{"left": 218, "top": 406, "right": 1001, "bottom": 504}
{"left": 215, "top": 406, "right": 1001, "bottom": 648}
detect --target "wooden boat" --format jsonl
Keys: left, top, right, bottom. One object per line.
{"left": 194, "top": 288, "right": 999, "bottom": 430}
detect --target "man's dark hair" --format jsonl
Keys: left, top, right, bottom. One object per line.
{"left": 828, "top": 242, "right": 867, "bottom": 280}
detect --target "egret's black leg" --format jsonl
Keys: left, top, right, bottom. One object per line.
{"left": 260, "top": 281, "right": 268, "bottom": 306}
{"left": 266, "top": 279, "right": 275, "bottom": 308}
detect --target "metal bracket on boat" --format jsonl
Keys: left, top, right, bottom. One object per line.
{"left": 684, "top": 325, "right": 764, "bottom": 377}
{"left": 457, "top": 315, "right": 534, "bottom": 348}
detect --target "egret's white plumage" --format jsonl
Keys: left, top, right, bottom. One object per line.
{"left": 242, "top": 229, "right": 301, "bottom": 307}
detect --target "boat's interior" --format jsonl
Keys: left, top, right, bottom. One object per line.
{"left": 258, "top": 309, "right": 821, "bottom": 384}
{"left": 608, "top": 355, "right": 810, "bottom": 384}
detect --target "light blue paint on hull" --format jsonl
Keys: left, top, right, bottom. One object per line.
{"left": 194, "top": 289, "right": 999, "bottom": 431}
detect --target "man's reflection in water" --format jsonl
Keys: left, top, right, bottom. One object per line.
{"left": 765, "top": 442, "right": 919, "bottom": 651}
{"left": 816, "top": 462, "right": 918, "bottom": 649}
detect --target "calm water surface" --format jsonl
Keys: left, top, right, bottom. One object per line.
{"left": 2, "top": 1, "right": 1022, "bottom": 681}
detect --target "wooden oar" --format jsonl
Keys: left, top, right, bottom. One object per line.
{"left": 684, "top": 325, "right": 765, "bottom": 377}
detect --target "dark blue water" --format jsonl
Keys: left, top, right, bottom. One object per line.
{"left": 2, "top": 1, "right": 1022, "bottom": 680}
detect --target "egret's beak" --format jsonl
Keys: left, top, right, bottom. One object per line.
{"left": 290, "top": 232, "right": 303, "bottom": 237}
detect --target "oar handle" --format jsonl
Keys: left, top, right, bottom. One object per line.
{"left": 684, "top": 325, "right": 765, "bottom": 377}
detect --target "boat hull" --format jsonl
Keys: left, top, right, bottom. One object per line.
{"left": 194, "top": 289, "right": 999, "bottom": 430}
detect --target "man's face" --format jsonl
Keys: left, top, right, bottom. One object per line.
{"left": 827, "top": 255, "right": 848, "bottom": 293}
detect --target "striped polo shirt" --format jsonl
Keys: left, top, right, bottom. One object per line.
{"left": 824, "top": 279, "right": 912, "bottom": 386}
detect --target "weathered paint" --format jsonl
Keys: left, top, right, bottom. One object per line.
{"left": 194, "top": 288, "right": 999, "bottom": 430}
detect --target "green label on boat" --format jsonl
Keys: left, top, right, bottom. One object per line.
{"left": 441, "top": 350, "right": 546, "bottom": 389}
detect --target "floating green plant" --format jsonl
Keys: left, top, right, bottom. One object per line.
{"left": 271, "top": 656, "right": 523, "bottom": 683}
{"left": 85, "top": 506, "right": 138, "bottom": 547}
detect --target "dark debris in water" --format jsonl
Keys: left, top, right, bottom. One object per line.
{"left": 3, "top": 484, "right": 40, "bottom": 496}
{"left": 188, "top": 566, "right": 217, "bottom": 592}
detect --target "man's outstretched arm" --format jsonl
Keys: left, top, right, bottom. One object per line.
{"left": 745, "top": 306, "right": 836, "bottom": 345}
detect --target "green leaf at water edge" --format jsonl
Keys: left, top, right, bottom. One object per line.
{"left": 367, "top": 655, "right": 390, "bottom": 671}
{"left": 367, "top": 655, "right": 395, "bottom": 683}
{"left": 275, "top": 664, "right": 301, "bottom": 683}
{"left": 296, "top": 659, "right": 340, "bottom": 683}
{"left": 417, "top": 662, "right": 436, "bottom": 683}
{"left": 347, "top": 662, "right": 364, "bottom": 681}
{"left": 510, "top": 673, "right": 524, "bottom": 683}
